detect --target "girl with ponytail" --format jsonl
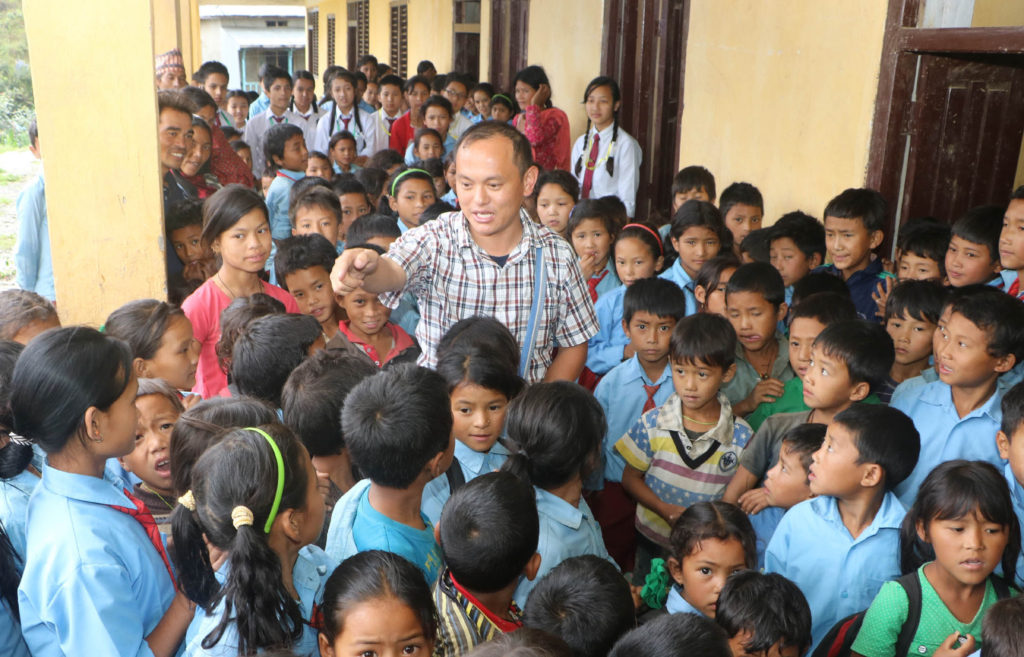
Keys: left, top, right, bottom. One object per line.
{"left": 500, "top": 381, "right": 614, "bottom": 608}
{"left": 171, "top": 423, "right": 333, "bottom": 656}
{"left": 571, "top": 77, "right": 642, "bottom": 218}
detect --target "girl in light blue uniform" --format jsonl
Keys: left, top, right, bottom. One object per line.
{"left": 171, "top": 423, "right": 335, "bottom": 657}
{"left": 13, "top": 327, "right": 193, "bottom": 657}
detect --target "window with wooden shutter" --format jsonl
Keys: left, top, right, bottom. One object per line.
{"left": 326, "top": 14, "right": 336, "bottom": 67}
{"left": 308, "top": 8, "right": 319, "bottom": 75}
{"left": 347, "top": 0, "right": 370, "bottom": 70}
{"left": 390, "top": 1, "right": 408, "bottom": 77}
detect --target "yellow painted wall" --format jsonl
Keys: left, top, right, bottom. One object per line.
{"left": 526, "top": 0, "right": 603, "bottom": 142}
{"left": 479, "top": 0, "right": 492, "bottom": 82}
{"left": 23, "top": 0, "right": 167, "bottom": 325}
{"left": 368, "top": 0, "right": 391, "bottom": 69}
{"left": 972, "top": 0, "right": 1024, "bottom": 27}
{"left": 679, "top": 0, "right": 888, "bottom": 223}
{"left": 152, "top": 0, "right": 200, "bottom": 70}
{"left": 408, "top": 1, "right": 454, "bottom": 75}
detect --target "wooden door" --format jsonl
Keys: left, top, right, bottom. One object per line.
{"left": 899, "top": 54, "right": 1024, "bottom": 225}
{"left": 602, "top": 0, "right": 688, "bottom": 222}
{"left": 489, "top": 0, "right": 529, "bottom": 93}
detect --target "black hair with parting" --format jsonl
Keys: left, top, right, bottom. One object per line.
{"left": 832, "top": 403, "right": 920, "bottom": 489}
{"left": 899, "top": 460, "right": 1020, "bottom": 580}
{"left": 622, "top": 277, "right": 687, "bottom": 325}
{"left": 669, "top": 312, "right": 737, "bottom": 371}
{"left": 615, "top": 223, "right": 665, "bottom": 271}
{"left": 436, "top": 335, "right": 524, "bottom": 400}
{"left": 289, "top": 69, "right": 318, "bottom": 113}
{"left": 522, "top": 555, "right": 635, "bottom": 657}
{"left": 368, "top": 149, "right": 406, "bottom": 172}
{"left": 725, "top": 261, "right": 786, "bottom": 309}
{"left": 694, "top": 253, "right": 741, "bottom": 308}
{"left": 715, "top": 570, "right": 812, "bottom": 657}
{"left": 666, "top": 200, "right": 731, "bottom": 265}
{"left": 230, "top": 313, "right": 322, "bottom": 407}
{"left": 812, "top": 320, "right": 895, "bottom": 393}
{"left": 342, "top": 364, "right": 453, "bottom": 489}
{"left": 440, "top": 472, "right": 539, "bottom": 593}
{"left": 567, "top": 198, "right": 618, "bottom": 238}
{"left": 514, "top": 66, "right": 553, "bottom": 107}
{"left": 437, "top": 316, "right": 521, "bottom": 373}
{"left": 170, "top": 423, "right": 311, "bottom": 654}
{"left": 823, "top": 188, "right": 888, "bottom": 234}
{"left": 10, "top": 327, "right": 132, "bottom": 455}
{"left": 200, "top": 185, "right": 269, "bottom": 250}
{"left": 0, "top": 341, "right": 28, "bottom": 480}
{"left": 501, "top": 382, "right": 605, "bottom": 490}
{"left": 104, "top": 299, "right": 187, "bottom": 362}
{"left": 281, "top": 349, "right": 378, "bottom": 458}
{"left": 574, "top": 76, "right": 622, "bottom": 178}
{"left": 610, "top": 611, "right": 731, "bottom": 657}
{"left": 535, "top": 169, "right": 580, "bottom": 203}
{"left": 668, "top": 501, "right": 756, "bottom": 568}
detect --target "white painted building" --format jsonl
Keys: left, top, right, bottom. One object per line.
{"left": 199, "top": 4, "right": 307, "bottom": 91}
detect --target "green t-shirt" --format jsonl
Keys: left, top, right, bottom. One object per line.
{"left": 851, "top": 565, "right": 1013, "bottom": 657}
{"left": 746, "top": 377, "right": 883, "bottom": 432}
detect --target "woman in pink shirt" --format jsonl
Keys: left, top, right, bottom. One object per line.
{"left": 513, "top": 65, "right": 571, "bottom": 171}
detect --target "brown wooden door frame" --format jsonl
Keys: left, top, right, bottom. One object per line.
{"left": 866, "top": 0, "right": 1024, "bottom": 254}
{"left": 489, "top": 0, "right": 529, "bottom": 94}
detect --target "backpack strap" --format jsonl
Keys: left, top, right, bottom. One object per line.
{"left": 990, "top": 573, "right": 1012, "bottom": 600}
{"left": 445, "top": 457, "right": 466, "bottom": 495}
{"left": 667, "top": 430, "right": 720, "bottom": 470}
{"left": 894, "top": 571, "right": 924, "bottom": 657}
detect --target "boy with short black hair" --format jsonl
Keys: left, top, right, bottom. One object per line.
{"left": 405, "top": 95, "right": 457, "bottom": 165}
{"left": 326, "top": 364, "right": 455, "bottom": 582}
{"left": 715, "top": 570, "right": 812, "bottom": 657}
{"left": 347, "top": 213, "right": 402, "bottom": 249}
{"left": 331, "top": 177, "right": 374, "bottom": 243}
{"left": 243, "top": 66, "right": 315, "bottom": 179}
{"left": 165, "top": 199, "right": 215, "bottom": 303}
{"left": 995, "top": 380, "right": 1024, "bottom": 588}
{"left": 883, "top": 279, "right": 946, "bottom": 393}
{"left": 229, "top": 313, "right": 323, "bottom": 407}
{"left": 275, "top": 234, "right": 344, "bottom": 341}
{"left": 893, "top": 285, "right": 1024, "bottom": 507}
{"left": 671, "top": 165, "right": 717, "bottom": 212}
{"left": 818, "top": 188, "right": 888, "bottom": 322}
{"left": 724, "top": 319, "right": 893, "bottom": 513}
{"left": 593, "top": 277, "right": 688, "bottom": 570}
{"left": 766, "top": 404, "right": 921, "bottom": 650}
{"left": 435, "top": 472, "right": 540, "bottom": 657}
{"left": 946, "top": 205, "right": 1004, "bottom": 288}
{"left": 981, "top": 594, "right": 1024, "bottom": 657}
{"left": 998, "top": 186, "right": 1024, "bottom": 299}
{"left": 522, "top": 555, "right": 635, "bottom": 657}
{"left": 264, "top": 123, "right": 309, "bottom": 240}
{"left": 193, "top": 60, "right": 230, "bottom": 125}
{"left": 290, "top": 186, "right": 344, "bottom": 250}
{"left": 617, "top": 312, "right": 752, "bottom": 549}
{"left": 896, "top": 221, "right": 949, "bottom": 282}
{"left": 768, "top": 211, "right": 825, "bottom": 307}
{"left": 722, "top": 262, "right": 792, "bottom": 417}
{"left": 719, "top": 182, "right": 764, "bottom": 260}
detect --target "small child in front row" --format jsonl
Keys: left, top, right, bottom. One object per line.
{"left": 997, "top": 380, "right": 1024, "bottom": 588}
{"left": 656, "top": 501, "right": 756, "bottom": 618}
{"left": 765, "top": 404, "right": 921, "bottom": 650}
{"left": 121, "top": 378, "right": 184, "bottom": 534}
{"left": 421, "top": 319, "right": 524, "bottom": 523}
{"left": 275, "top": 234, "right": 345, "bottom": 341}
{"left": 306, "top": 150, "right": 334, "bottom": 181}
{"left": 290, "top": 186, "right": 344, "bottom": 252}
{"left": 715, "top": 570, "right": 812, "bottom": 657}
{"left": 768, "top": 211, "right": 825, "bottom": 308}
{"left": 721, "top": 262, "right": 792, "bottom": 417}
{"left": 818, "top": 188, "right": 888, "bottom": 322}
{"left": 435, "top": 472, "right": 540, "bottom": 656}
{"left": 749, "top": 423, "right": 825, "bottom": 568}
{"left": 411, "top": 127, "right": 444, "bottom": 164}
{"left": 617, "top": 313, "right": 752, "bottom": 563}
{"left": 317, "top": 550, "right": 437, "bottom": 657}
{"left": 326, "top": 365, "right": 452, "bottom": 583}
{"left": 502, "top": 382, "right": 616, "bottom": 608}
{"left": 388, "top": 167, "right": 438, "bottom": 234}
{"left": 587, "top": 224, "right": 666, "bottom": 375}
{"left": 661, "top": 200, "right": 729, "bottom": 315}
{"left": 172, "top": 423, "right": 335, "bottom": 656}
{"left": 719, "top": 182, "right": 764, "bottom": 261}
{"left": 568, "top": 199, "right": 621, "bottom": 302}
{"left": 724, "top": 319, "right": 893, "bottom": 514}
{"left": 694, "top": 254, "right": 740, "bottom": 317}
{"left": 263, "top": 123, "right": 309, "bottom": 240}
{"left": 851, "top": 460, "right": 1020, "bottom": 657}
{"left": 328, "top": 130, "right": 361, "bottom": 175}
{"left": 535, "top": 169, "right": 579, "bottom": 238}
{"left": 592, "top": 277, "right": 688, "bottom": 570}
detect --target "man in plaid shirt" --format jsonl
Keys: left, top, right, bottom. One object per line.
{"left": 332, "top": 121, "right": 598, "bottom": 382}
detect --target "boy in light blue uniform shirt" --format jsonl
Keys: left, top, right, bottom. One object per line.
{"left": 591, "top": 278, "right": 686, "bottom": 570}
{"left": 766, "top": 404, "right": 920, "bottom": 651}
{"left": 263, "top": 123, "right": 309, "bottom": 241}
{"left": 325, "top": 365, "right": 452, "bottom": 583}
{"left": 15, "top": 120, "right": 54, "bottom": 302}
{"left": 996, "top": 380, "right": 1024, "bottom": 588}
{"left": 892, "top": 286, "right": 1024, "bottom": 507}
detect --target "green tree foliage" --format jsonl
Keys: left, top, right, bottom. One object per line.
{"left": 0, "top": 0, "right": 34, "bottom": 149}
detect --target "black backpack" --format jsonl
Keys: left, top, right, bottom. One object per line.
{"left": 811, "top": 572, "right": 1012, "bottom": 657}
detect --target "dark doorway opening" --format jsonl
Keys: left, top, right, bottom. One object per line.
{"left": 489, "top": 0, "right": 529, "bottom": 94}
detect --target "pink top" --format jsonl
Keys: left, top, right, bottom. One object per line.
{"left": 181, "top": 277, "right": 299, "bottom": 398}
{"left": 515, "top": 105, "right": 571, "bottom": 171}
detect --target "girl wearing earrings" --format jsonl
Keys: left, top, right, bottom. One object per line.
{"left": 571, "top": 77, "right": 642, "bottom": 219}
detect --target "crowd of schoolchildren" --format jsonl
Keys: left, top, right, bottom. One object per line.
{"left": 7, "top": 44, "right": 1024, "bottom": 657}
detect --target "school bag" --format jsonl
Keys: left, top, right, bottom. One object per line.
{"left": 811, "top": 572, "right": 1012, "bottom": 657}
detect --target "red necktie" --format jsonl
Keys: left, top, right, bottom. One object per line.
{"left": 587, "top": 268, "right": 610, "bottom": 303}
{"left": 271, "top": 115, "right": 285, "bottom": 124}
{"left": 1010, "top": 277, "right": 1021, "bottom": 299}
{"left": 642, "top": 384, "right": 661, "bottom": 413}
{"left": 581, "top": 133, "right": 600, "bottom": 199}
{"left": 111, "top": 488, "right": 176, "bottom": 586}
{"left": 386, "top": 117, "right": 396, "bottom": 131}
{"left": 341, "top": 116, "right": 351, "bottom": 131}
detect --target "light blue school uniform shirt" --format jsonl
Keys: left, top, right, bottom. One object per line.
{"left": 513, "top": 488, "right": 617, "bottom": 608}
{"left": 332, "top": 162, "right": 362, "bottom": 175}
{"left": 587, "top": 283, "right": 630, "bottom": 375}
{"left": 325, "top": 479, "right": 442, "bottom": 584}
{"left": 889, "top": 367, "right": 939, "bottom": 407}
{"left": 589, "top": 260, "right": 621, "bottom": 301}
{"left": 266, "top": 169, "right": 305, "bottom": 241}
{"left": 15, "top": 171, "right": 55, "bottom": 301}
{"left": 18, "top": 462, "right": 177, "bottom": 657}
{"left": 665, "top": 585, "right": 703, "bottom": 615}
{"left": 183, "top": 545, "right": 336, "bottom": 656}
{"left": 765, "top": 492, "right": 905, "bottom": 651}
{"left": 442, "top": 188, "right": 457, "bottom": 206}
{"left": 0, "top": 597, "right": 29, "bottom": 657}
{"left": 593, "top": 355, "right": 673, "bottom": 484}
{"left": 248, "top": 93, "right": 270, "bottom": 119}
{"left": 391, "top": 291, "right": 421, "bottom": 337}
{"left": 1003, "top": 462, "right": 1024, "bottom": 588}
{"left": 404, "top": 134, "right": 458, "bottom": 166}
{"left": 0, "top": 468, "right": 39, "bottom": 564}
{"left": 421, "top": 440, "right": 510, "bottom": 524}
{"left": 892, "top": 380, "right": 1005, "bottom": 508}
{"left": 359, "top": 99, "right": 375, "bottom": 115}
{"left": 659, "top": 260, "right": 698, "bottom": 316}
{"left": 750, "top": 506, "right": 785, "bottom": 570}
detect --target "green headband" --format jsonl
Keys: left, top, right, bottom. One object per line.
{"left": 492, "top": 93, "right": 512, "bottom": 105}
{"left": 245, "top": 427, "right": 285, "bottom": 534}
{"left": 390, "top": 168, "right": 431, "bottom": 197}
